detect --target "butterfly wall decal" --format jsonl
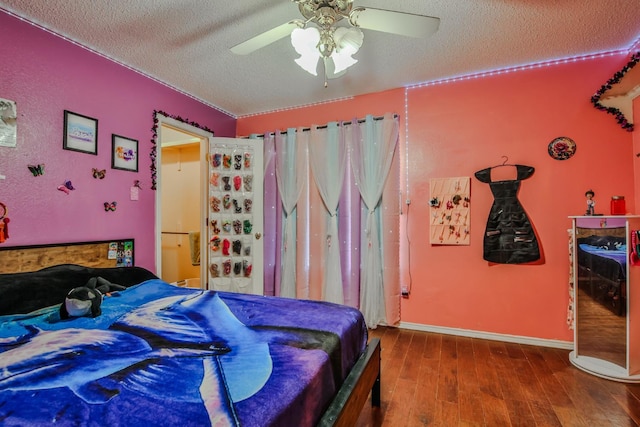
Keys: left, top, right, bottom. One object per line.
{"left": 57, "top": 180, "right": 75, "bottom": 194}
{"left": 27, "top": 164, "right": 45, "bottom": 177}
{"left": 104, "top": 201, "right": 117, "bottom": 212}
{"left": 92, "top": 168, "right": 106, "bottom": 179}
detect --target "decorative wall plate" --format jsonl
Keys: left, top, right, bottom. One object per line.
{"left": 548, "top": 137, "right": 576, "bottom": 160}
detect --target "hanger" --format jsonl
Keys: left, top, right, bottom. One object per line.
{"left": 493, "top": 156, "right": 514, "bottom": 168}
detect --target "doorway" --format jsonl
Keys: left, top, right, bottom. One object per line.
{"left": 155, "top": 116, "right": 211, "bottom": 288}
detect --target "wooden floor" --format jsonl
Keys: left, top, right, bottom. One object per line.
{"left": 354, "top": 326, "right": 640, "bottom": 426}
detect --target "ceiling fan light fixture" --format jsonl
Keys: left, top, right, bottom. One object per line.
{"left": 331, "top": 52, "right": 357, "bottom": 74}
{"left": 295, "top": 54, "right": 321, "bottom": 76}
{"left": 331, "top": 26, "right": 363, "bottom": 73}
{"left": 291, "top": 27, "right": 322, "bottom": 75}
{"left": 231, "top": 1, "right": 440, "bottom": 82}
{"left": 291, "top": 25, "right": 363, "bottom": 77}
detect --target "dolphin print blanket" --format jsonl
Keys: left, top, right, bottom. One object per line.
{"left": 0, "top": 280, "right": 368, "bottom": 426}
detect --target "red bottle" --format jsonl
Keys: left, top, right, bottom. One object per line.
{"left": 610, "top": 196, "right": 626, "bottom": 215}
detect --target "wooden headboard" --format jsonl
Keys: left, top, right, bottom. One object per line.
{"left": 575, "top": 226, "right": 626, "bottom": 238}
{"left": 0, "top": 239, "right": 134, "bottom": 274}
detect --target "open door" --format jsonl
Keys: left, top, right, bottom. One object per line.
{"left": 155, "top": 116, "right": 210, "bottom": 287}
{"left": 207, "top": 137, "right": 263, "bottom": 295}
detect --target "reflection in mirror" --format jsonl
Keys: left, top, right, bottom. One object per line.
{"left": 575, "top": 221, "right": 626, "bottom": 368}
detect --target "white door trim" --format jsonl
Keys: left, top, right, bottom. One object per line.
{"left": 154, "top": 115, "right": 212, "bottom": 284}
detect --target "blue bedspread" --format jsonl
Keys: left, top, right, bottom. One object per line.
{"left": 578, "top": 243, "right": 627, "bottom": 281}
{"left": 0, "top": 280, "right": 367, "bottom": 426}
{"left": 578, "top": 244, "right": 627, "bottom": 265}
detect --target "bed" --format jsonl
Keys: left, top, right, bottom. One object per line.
{"left": 576, "top": 234, "right": 627, "bottom": 315}
{"left": 0, "top": 262, "right": 380, "bottom": 427}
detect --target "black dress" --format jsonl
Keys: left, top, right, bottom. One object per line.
{"left": 474, "top": 165, "right": 540, "bottom": 264}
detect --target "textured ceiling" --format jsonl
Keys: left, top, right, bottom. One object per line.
{"left": 1, "top": 0, "right": 639, "bottom": 117}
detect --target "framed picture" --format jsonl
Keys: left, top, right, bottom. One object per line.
{"left": 111, "top": 134, "right": 138, "bottom": 172}
{"left": 63, "top": 110, "right": 98, "bottom": 155}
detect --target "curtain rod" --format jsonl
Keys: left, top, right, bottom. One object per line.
{"left": 243, "top": 113, "right": 398, "bottom": 138}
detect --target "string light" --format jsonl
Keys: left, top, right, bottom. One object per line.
{"left": 406, "top": 50, "right": 624, "bottom": 90}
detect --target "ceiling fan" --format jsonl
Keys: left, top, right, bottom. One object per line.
{"left": 230, "top": 0, "right": 440, "bottom": 84}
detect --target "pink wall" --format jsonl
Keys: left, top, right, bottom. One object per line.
{"left": 635, "top": 94, "right": 640, "bottom": 214}
{"left": 238, "top": 54, "right": 636, "bottom": 341}
{"left": 0, "top": 11, "right": 235, "bottom": 272}
{"left": 404, "top": 57, "right": 634, "bottom": 342}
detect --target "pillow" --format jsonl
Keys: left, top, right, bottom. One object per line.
{"left": 0, "top": 264, "right": 158, "bottom": 315}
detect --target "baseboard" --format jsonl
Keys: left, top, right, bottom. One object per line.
{"left": 399, "top": 321, "right": 574, "bottom": 350}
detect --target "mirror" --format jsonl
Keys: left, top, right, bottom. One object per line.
{"left": 575, "top": 217, "right": 627, "bottom": 368}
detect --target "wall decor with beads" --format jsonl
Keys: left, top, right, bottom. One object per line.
{"left": 429, "top": 177, "right": 471, "bottom": 245}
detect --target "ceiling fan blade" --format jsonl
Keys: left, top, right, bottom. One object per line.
{"left": 230, "top": 21, "right": 301, "bottom": 55}
{"left": 349, "top": 7, "right": 440, "bottom": 38}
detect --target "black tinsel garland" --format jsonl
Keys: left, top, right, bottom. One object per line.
{"left": 590, "top": 51, "right": 639, "bottom": 132}
{"left": 150, "top": 110, "right": 214, "bottom": 190}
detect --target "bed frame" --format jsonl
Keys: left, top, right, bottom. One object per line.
{"left": 320, "top": 337, "right": 381, "bottom": 426}
{"left": 0, "top": 240, "right": 382, "bottom": 425}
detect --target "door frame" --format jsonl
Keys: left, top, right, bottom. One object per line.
{"left": 154, "top": 115, "right": 212, "bottom": 285}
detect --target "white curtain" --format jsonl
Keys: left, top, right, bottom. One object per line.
{"left": 349, "top": 113, "right": 399, "bottom": 327}
{"left": 258, "top": 132, "right": 280, "bottom": 297}
{"left": 256, "top": 133, "right": 275, "bottom": 180}
{"left": 274, "top": 128, "right": 307, "bottom": 298}
{"left": 309, "top": 122, "right": 347, "bottom": 304}
{"left": 263, "top": 114, "right": 400, "bottom": 328}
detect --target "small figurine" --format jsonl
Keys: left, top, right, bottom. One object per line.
{"left": 585, "top": 189, "right": 595, "bottom": 216}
